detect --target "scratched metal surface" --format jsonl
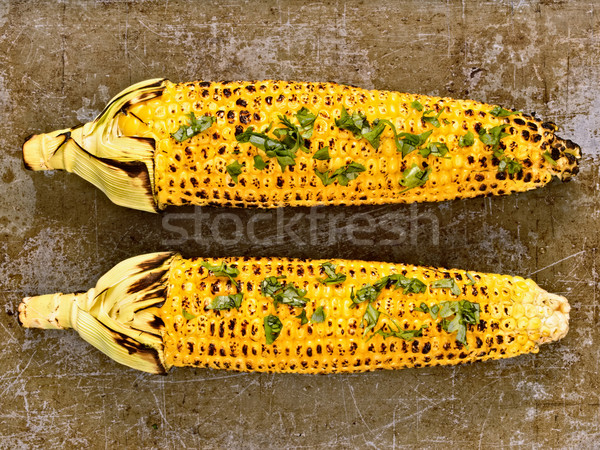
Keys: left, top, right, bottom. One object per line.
{"left": 0, "top": 0, "right": 598, "bottom": 448}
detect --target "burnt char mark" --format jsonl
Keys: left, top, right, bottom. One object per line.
{"left": 148, "top": 316, "right": 165, "bottom": 330}
{"left": 127, "top": 269, "right": 169, "bottom": 294}
{"left": 136, "top": 253, "right": 175, "bottom": 272}
{"left": 101, "top": 79, "right": 165, "bottom": 119}
{"left": 100, "top": 321, "right": 167, "bottom": 374}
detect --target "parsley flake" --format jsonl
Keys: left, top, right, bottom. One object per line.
{"left": 182, "top": 309, "right": 196, "bottom": 320}
{"left": 458, "top": 131, "right": 475, "bottom": 147}
{"left": 311, "top": 306, "right": 326, "bottom": 323}
{"left": 430, "top": 278, "right": 461, "bottom": 296}
{"left": 422, "top": 109, "right": 445, "bottom": 128}
{"left": 410, "top": 100, "right": 424, "bottom": 111}
{"left": 171, "top": 113, "right": 216, "bottom": 143}
{"left": 312, "top": 146, "right": 331, "bottom": 161}
{"left": 253, "top": 155, "right": 267, "bottom": 170}
{"left": 543, "top": 151, "right": 558, "bottom": 166}
{"left": 399, "top": 164, "right": 431, "bottom": 192}
{"left": 201, "top": 261, "right": 240, "bottom": 288}
{"left": 489, "top": 106, "right": 521, "bottom": 117}
{"left": 317, "top": 262, "right": 347, "bottom": 285}
{"left": 226, "top": 160, "right": 244, "bottom": 184}
{"left": 264, "top": 315, "right": 282, "bottom": 344}
{"left": 207, "top": 293, "right": 244, "bottom": 311}
{"left": 296, "top": 309, "right": 309, "bottom": 325}
{"left": 315, "top": 161, "right": 366, "bottom": 187}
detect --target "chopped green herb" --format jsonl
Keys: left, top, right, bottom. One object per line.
{"left": 543, "top": 151, "right": 558, "bottom": 166}
{"left": 260, "top": 276, "right": 286, "bottom": 298}
{"left": 171, "top": 113, "right": 216, "bottom": 143}
{"left": 416, "top": 300, "right": 480, "bottom": 346}
{"left": 315, "top": 161, "right": 366, "bottom": 187}
{"left": 315, "top": 168, "right": 335, "bottom": 186}
{"left": 207, "top": 293, "right": 244, "bottom": 310}
{"left": 201, "top": 261, "right": 240, "bottom": 288}
{"left": 350, "top": 284, "right": 379, "bottom": 307}
{"left": 253, "top": 154, "right": 267, "bottom": 170}
{"left": 296, "top": 309, "right": 308, "bottom": 325}
{"left": 272, "top": 284, "right": 310, "bottom": 308}
{"left": 334, "top": 108, "right": 389, "bottom": 150}
{"left": 419, "top": 141, "right": 449, "bottom": 158}
{"left": 317, "top": 262, "right": 347, "bottom": 285}
{"left": 295, "top": 107, "right": 318, "bottom": 139}
{"left": 362, "top": 120, "right": 388, "bottom": 149}
{"left": 311, "top": 306, "right": 326, "bottom": 323}
{"left": 478, "top": 125, "right": 509, "bottom": 148}
{"left": 399, "top": 164, "right": 431, "bottom": 192}
{"left": 264, "top": 314, "right": 282, "bottom": 344}
{"left": 438, "top": 300, "right": 480, "bottom": 346}
{"left": 458, "top": 131, "right": 475, "bottom": 147}
{"left": 395, "top": 130, "right": 434, "bottom": 157}
{"left": 498, "top": 157, "right": 523, "bottom": 175}
{"left": 422, "top": 109, "right": 444, "bottom": 128}
{"left": 410, "top": 100, "right": 424, "bottom": 112}
{"left": 226, "top": 160, "right": 244, "bottom": 184}
{"left": 335, "top": 107, "right": 371, "bottom": 138}
{"left": 430, "top": 278, "right": 461, "bottom": 296}
{"left": 360, "top": 303, "right": 381, "bottom": 336}
{"left": 373, "top": 274, "right": 427, "bottom": 295}
{"left": 235, "top": 107, "right": 317, "bottom": 172}
{"left": 465, "top": 272, "right": 476, "bottom": 286}
{"left": 489, "top": 106, "right": 521, "bottom": 117}
{"left": 182, "top": 309, "right": 196, "bottom": 320}
{"left": 371, "top": 324, "right": 427, "bottom": 341}
{"left": 312, "top": 146, "right": 331, "bottom": 161}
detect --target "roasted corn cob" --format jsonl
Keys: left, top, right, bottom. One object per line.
{"left": 19, "top": 252, "right": 570, "bottom": 374}
{"left": 23, "top": 79, "right": 580, "bottom": 212}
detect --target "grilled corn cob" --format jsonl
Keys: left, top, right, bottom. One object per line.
{"left": 19, "top": 252, "right": 570, "bottom": 374}
{"left": 23, "top": 79, "right": 580, "bottom": 212}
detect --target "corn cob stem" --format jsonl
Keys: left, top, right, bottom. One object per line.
{"left": 19, "top": 253, "right": 570, "bottom": 374}
{"left": 23, "top": 79, "right": 581, "bottom": 213}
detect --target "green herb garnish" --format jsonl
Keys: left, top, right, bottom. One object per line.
{"left": 317, "top": 262, "right": 347, "bottom": 285}
{"left": 543, "top": 151, "right": 558, "bottom": 166}
{"left": 334, "top": 107, "right": 388, "bottom": 150}
{"left": 296, "top": 309, "right": 308, "bottom": 325}
{"left": 201, "top": 261, "right": 240, "bottom": 288}
{"left": 182, "top": 309, "right": 196, "bottom": 320}
{"left": 360, "top": 303, "right": 381, "bottom": 336}
{"left": 272, "top": 284, "right": 310, "bottom": 308}
{"left": 498, "top": 157, "right": 523, "bottom": 175}
{"left": 295, "top": 107, "right": 318, "bottom": 138}
{"left": 315, "top": 161, "right": 366, "bottom": 187}
{"left": 478, "top": 125, "right": 509, "bottom": 149}
{"left": 253, "top": 155, "right": 267, "bottom": 170}
{"left": 415, "top": 300, "right": 480, "bottom": 346}
{"left": 226, "top": 160, "right": 244, "bottom": 184}
{"left": 312, "top": 146, "right": 331, "bottom": 161}
{"left": 430, "top": 278, "right": 461, "bottom": 296}
{"left": 207, "top": 293, "right": 244, "bottom": 310}
{"left": 236, "top": 107, "right": 317, "bottom": 172}
{"left": 350, "top": 284, "right": 379, "bottom": 308}
{"left": 419, "top": 141, "right": 449, "bottom": 158}
{"left": 373, "top": 274, "right": 427, "bottom": 295}
{"left": 410, "top": 100, "right": 424, "bottom": 111}
{"left": 171, "top": 113, "right": 216, "bottom": 142}
{"left": 465, "top": 272, "right": 476, "bottom": 286}
{"left": 260, "top": 276, "right": 286, "bottom": 298}
{"left": 371, "top": 323, "right": 427, "bottom": 341}
{"left": 311, "top": 306, "right": 326, "bottom": 323}
{"left": 422, "top": 109, "right": 444, "bottom": 128}
{"left": 394, "top": 130, "right": 434, "bottom": 157}
{"left": 458, "top": 131, "right": 475, "bottom": 147}
{"left": 489, "top": 106, "right": 521, "bottom": 117}
{"left": 399, "top": 164, "right": 431, "bottom": 192}
{"left": 264, "top": 315, "right": 282, "bottom": 344}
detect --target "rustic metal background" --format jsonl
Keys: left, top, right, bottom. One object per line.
{"left": 0, "top": 0, "right": 598, "bottom": 448}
